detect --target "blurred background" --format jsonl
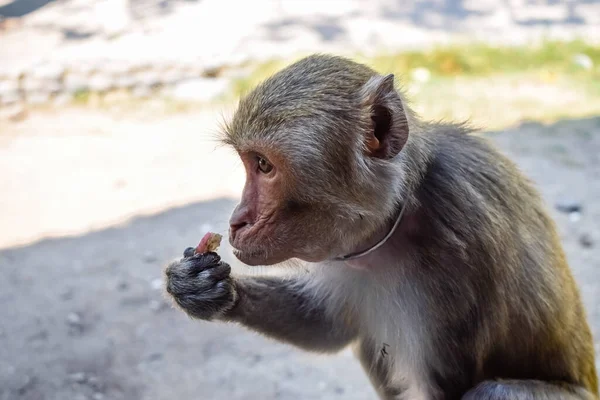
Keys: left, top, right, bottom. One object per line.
{"left": 1, "top": 0, "right": 600, "bottom": 399}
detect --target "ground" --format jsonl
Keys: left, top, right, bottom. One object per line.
{"left": 0, "top": 108, "right": 599, "bottom": 400}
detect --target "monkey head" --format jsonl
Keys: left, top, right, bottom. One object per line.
{"left": 222, "top": 55, "right": 411, "bottom": 266}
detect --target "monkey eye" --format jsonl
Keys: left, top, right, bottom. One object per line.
{"left": 257, "top": 156, "right": 274, "bottom": 174}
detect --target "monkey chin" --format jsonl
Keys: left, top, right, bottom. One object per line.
{"left": 232, "top": 247, "right": 288, "bottom": 267}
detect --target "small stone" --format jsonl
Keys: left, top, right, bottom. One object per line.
{"left": 0, "top": 103, "right": 27, "bottom": 121}
{"left": 147, "top": 352, "right": 163, "bottom": 362}
{"left": 64, "top": 73, "right": 89, "bottom": 93}
{"left": 92, "top": 393, "right": 105, "bottom": 400}
{"left": 143, "top": 251, "right": 158, "bottom": 264}
{"left": 0, "top": 79, "right": 19, "bottom": 94}
{"left": 333, "top": 386, "right": 345, "bottom": 394}
{"left": 86, "top": 375, "right": 102, "bottom": 390}
{"left": 17, "top": 375, "right": 35, "bottom": 395}
{"left": 22, "top": 78, "right": 44, "bottom": 92}
{"left": 555, "top": 200, "right": 582, "bottom": 214}
{"left": 0, "top": 90, "right": 23, "bottom": 105}
{"left": 66, "top": 312, "right": 82, "bottom": 325}
{"left": 568, "top": 212, "right": 581, "bottom": 223}
{"left": 114, "top": 75, "right": 136, "bottom": 89}
{"left": 132, "top": 86, "right": 151, "bottom": 98}
{"left": 150, "top": 278, "right": 162, "bottom": 290}
{"left": 68, "top": 372, "right": 87, "bottom": 383}
{"left": 27, "top": 91, "right": 51, "bottom": 105}
{"left": 170, "top": 78, "right": 229, "bottom": 102}
{"left": 579, "top": 233, "right": 594, "bottom": 248}
{"left": 66, "top": 311, "right": 87, "bottom": 334}
{"left": 31, "top": 63, "right": 65, "bottom": 80}
{"left": 116, "top": 281, "right": 129, "bottom": 292}
{"left": 89, "top": 74, "right": 113, "bottom": 92}
{"left": 136, "top": 71, "right": 161, "bottom": 88}
{"left": 54, "top": 93, "right": 73, "bottom": 106}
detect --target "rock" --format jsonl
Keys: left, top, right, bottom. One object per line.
{"left": 86, "top": 375, "right": 102, "bottom": 390}
{"left": 170, "top": 78, "right": 230, "bottom": 102}
{"left": 114, "top": 75, "right": 136, "bottom": 89}
{"left": 66, "top": 311, "right": 86, "bottom": 334}
{"left": 22, "top": 77, "right": 44, "bottom": 92}
{"left": 64, "top": 73, "right": 89, "bottom": 93}
{"left": 54, "top": 93, "right": 73, "bottom": 106}
{"left": 89, "top": 74, "right": 113, "bottom": 92}
{"left": 0, "top": 79, "right": 19, "bottom": 95}
{"left": 16, "top": 375, "right": 35, "bottom": 394}
{"left": 66, "top": 312, "right": 82, "bottom": 325}
{"left": 147, "top": 352, "right": 163, "bottom": 362}
{"left": 0, "top": 90, "right": 22, "bottom": 105}
{"left": 579, "top": 233, "right": 594, "bottom": 248}
{"left": 92, "top": 393, "right": 105, "bottom": 400}
{"left": 568, "top": 212, "right": 581, "bottom": 223}
{"left": 27, "top": 92, "right": 51, "bottom": 105}
{"left": 136, "top": 71, "right": 161, "bottom": 89}
{"left": 116, "top": 281, "right": 129, "bottom": 292}
{"left": 555, "top": 200, "right": 582, "bottom": 214}
{"left": 0, "top": 103, "right": 27, "bottom": 121}
{"left": 132, "top": 86, "right": 152, "bottom": 98}
{"left": 31, "top": 63, "right": 65, "bottom": 81}
{"left": 0, "top": 65, "right": 23, "bottom": 80}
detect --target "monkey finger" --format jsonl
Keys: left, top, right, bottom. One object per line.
{"left": 185, "top": 253, "right": 222, "bottom": 274}
{"left": 183, "top": 247, "right": 195, "bottom": 258}
{"left": 198, "top": 262, "right": 231, "bottom": 282}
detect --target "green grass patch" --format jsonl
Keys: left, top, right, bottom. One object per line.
{"left": 229, "top": 40, "right": 600, "bottom": 98}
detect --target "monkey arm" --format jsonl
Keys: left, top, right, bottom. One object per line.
{"left": 224, "top": 276, "right": 357, "bottom": 353}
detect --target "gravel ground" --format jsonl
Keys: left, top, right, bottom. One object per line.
{"left": 0, "top": 112, "right": 599, "bottom": 400}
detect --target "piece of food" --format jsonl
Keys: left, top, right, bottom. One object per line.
{"left": 195, "top": 232, "right": 223, "bottom": 254}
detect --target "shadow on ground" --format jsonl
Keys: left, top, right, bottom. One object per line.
{"left": 1, "top": 116, "right": 600, "bottom": 400}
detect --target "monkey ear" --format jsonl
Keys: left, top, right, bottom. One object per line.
{"left": 360, "top": 74, "right": 409, "bottom": 160}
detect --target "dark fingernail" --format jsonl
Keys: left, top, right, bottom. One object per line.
{"left": 183, "top": 247, "right": 195, "bottom": 258}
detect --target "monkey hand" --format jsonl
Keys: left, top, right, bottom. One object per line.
{"left": 164, "top": 252, "right": 237, "bottom": 321}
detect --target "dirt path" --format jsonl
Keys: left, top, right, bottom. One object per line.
{"left": 0, "top": 111, "right": 599, "bottom": 399}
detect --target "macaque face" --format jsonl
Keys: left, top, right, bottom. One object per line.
{"left": 228, "top": 148, "right": 339, "bottom": 266}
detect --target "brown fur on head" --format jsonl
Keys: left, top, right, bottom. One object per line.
{"left": 222, "top": 55, "right": 414, "bottom": 266}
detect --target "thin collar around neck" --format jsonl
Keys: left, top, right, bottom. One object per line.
{"left": 333, "top": 202, "right": 407, "bottom": 262}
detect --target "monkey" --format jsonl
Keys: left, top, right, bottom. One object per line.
{"left": 164, "top": 54, "right": 598, "bottom": 400}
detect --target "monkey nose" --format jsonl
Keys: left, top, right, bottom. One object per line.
{"left": 229, "top": 208, "right": 251, "bottom": 239}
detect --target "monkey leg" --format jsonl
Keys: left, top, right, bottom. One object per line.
{"left": 462, "top": 380, "right": 597, "bottom": 400}
{"left": 225, "top": 276, "right": 357, "bottom": 353}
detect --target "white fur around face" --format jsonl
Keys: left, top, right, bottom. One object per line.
{"left": 304, "top": 257, "right": 436, "bottom": 400}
